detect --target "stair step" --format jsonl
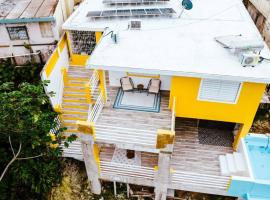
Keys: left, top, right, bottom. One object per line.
{"left": 233, "top": 152, "right": 246, "bottom": 172}
{"left": 226, "top": 154, "right": 236, "bottom": 173}
{"left": 219, "top": 155, "right": 229, "bottom": 176}
{"left": 63, "top": 99, "right": 88, "bottom": 103}
{"left": 66, "top": 83, "right": 85, "bottom": 87}
{"left": 63, "top": 93, "right": 86, "bottom": 98}
{"left": 63, "top": 122, "right": 77, "bottom": 127}
{"left": 68, "top": 77, "right": 89, "bottom": 81}
{"left": 65, "top": 129, "right": 79, "bottom": 133}
{"left": 62, "top": 116, "right": 86, "bottom": 121}
{"left": 62, "top": 110, "right": 88, "bottom": 115}
{"left": 64, "top": 87, "right": 85, "bottom": 92}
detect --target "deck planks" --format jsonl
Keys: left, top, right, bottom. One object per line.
{"left": 100, "top": 146, "right": 158, "bottom": 168}
{"left": 96, "top": 86, "right": 172, "bottom": 131}
{"left": 171, "top": 118, "right": 233, "bottom": 176}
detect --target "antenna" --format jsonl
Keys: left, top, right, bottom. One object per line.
{"left": 178, "top": 0, "right": 193, "bottom": 18}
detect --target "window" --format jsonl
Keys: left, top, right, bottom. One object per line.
{"left": 39, "top": 22, "right": 54, "bottom": 38}
{"left": 198, "top": 79, "right": 242, "bottom": 103}
{"left": 7, "top": 26, "right": 28, "bottom": 40}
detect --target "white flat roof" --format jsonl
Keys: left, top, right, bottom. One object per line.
{"left": 64, "top": 0, "right": 270, "bottom": 83}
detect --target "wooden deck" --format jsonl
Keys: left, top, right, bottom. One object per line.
{"left": 170, "top": 118, "right": 233, "bottom": 195}
{"left": 100, "top": 146, "right": 158, "bottom": 168}
{"left": 99, "top": 146, "right": 158, "bottom": 186}
{"left": 94, "top": 86, "right": 172, "bottom": 151}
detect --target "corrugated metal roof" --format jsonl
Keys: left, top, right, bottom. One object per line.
{"left": 0, "top": 0, "right": 58, "bottom": 23}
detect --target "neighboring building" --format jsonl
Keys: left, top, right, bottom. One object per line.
{"left": 41, "top": 0, "right": 270, "bottom": 199}
{"left": 0, "top": 0, "right": 74, "bottom": 64}
{"left": 244, "top": 0, "right": 270, "bottom": 48}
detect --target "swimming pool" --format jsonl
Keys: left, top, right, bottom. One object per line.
{"left": 245, "top": 135, "right": 270, "bottom": 180}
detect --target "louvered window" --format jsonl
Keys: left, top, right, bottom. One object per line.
{"left": 198, "top": 79, "right": 241, "bottom": 103}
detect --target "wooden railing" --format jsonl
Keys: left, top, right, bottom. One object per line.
{"left": 170, "top": 170, "right": 230, "bottom": 192}
{"left": 100, "top": 161, "right": 155, "bottom": 181}
{"left": 95, "top": 125, "right": 157, "bottom": 149}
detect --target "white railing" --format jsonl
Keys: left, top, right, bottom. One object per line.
{"left": 171, "top": 97, "right": 176, "bottom": 132}
{"left": 100, "top": 161, "right": 155, "bottom": 181}
{"left": 171, "top": 170, "right": 230, "bottom": 191}
{"left": 57, "top": 72, "right": 65, "bottom": 107}
{"left": 87, "top": 93, "right": 105, "bottom": 123}
{"left": 89, "top": 70, "right": 100, "bottom": 101}
{"left": 49, "top": 115, "right": 61, "bottom": 135}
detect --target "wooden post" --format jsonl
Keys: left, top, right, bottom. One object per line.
{"left": 81, "top": 140, "right": 101, "bottom": 194}
{"left": 113, "top": 181, "right": 117, "bottom": 196}
{"left": 154, "top": 152, "right": 171, "bottom": 200}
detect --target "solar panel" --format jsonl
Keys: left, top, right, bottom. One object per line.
{"left": 159, "top": 8, "right": 175, "bottom": 15}
{"left": 116, "top": 9, "right": 132, "bottom": 16}
{"left": 102, "top": 10, "right": 117, "bottom": 17}
{"left": 86, "top": 11, "right": 102, "bottom": 18}
{"left": 145, "top": 8, "right": 161, "bottom": 15}
{"left": 102, "top": 0, "right": 169, "bottom": 4}
{"left": 87, "top": 8, "right": 175, "bottom": 19}
{"left": 131, "top": 9, "right": 147, "bottom": 16}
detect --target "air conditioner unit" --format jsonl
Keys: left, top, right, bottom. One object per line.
{"left": 239, "top": 53, "right": 260, "bottom": 67}
{"left": 129, "top": 20, "right": 141, "bottom": 30}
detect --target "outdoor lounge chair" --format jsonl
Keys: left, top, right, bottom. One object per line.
{"left": 147, "top": 79, "right": 161, "bottom": 95}
{"left": 120, "top": 76, "right": 135, "bottom": 92}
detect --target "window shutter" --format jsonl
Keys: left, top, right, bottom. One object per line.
{"left": 199, "top": 79, "right": 241, "bottom": 103}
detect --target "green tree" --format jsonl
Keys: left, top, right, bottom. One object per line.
{"left": 0, "top": 82, "right": 75, "bottom": 200}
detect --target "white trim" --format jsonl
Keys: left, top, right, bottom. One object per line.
{"left": 88, "top": 64, "right": 270, "bottom": 84}
{"left": 197, "top": 78, "right": 242, "bottom": 104}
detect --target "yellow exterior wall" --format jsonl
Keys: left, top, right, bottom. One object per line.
{"left": 70, "top": 54, "right": 90, "bottom": 66}
{"left": 170, "top": 76, "right": 266, "bottom": 148}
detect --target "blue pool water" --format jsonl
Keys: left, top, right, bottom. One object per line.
{"left": 246, "top": 135, "right": 270, "bottom": 180}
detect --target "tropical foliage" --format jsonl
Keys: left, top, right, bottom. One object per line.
{"left": 0, "top": 59, "right": 75, "bottom": 200}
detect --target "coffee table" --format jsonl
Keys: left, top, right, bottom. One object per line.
{"left": 137, "top": 84, "right": 144, "bottom": 93}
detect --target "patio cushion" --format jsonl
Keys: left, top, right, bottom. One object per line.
{"left": 148, "top": 79, "right": 160, "bottom": 94}
{"left": 121, "top": 77, "right": 133, "bottom": 91}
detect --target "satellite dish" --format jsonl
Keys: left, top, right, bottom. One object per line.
{"left": 182, "top": 0, "right": 193, "bottom": 10}
{"left": 178, "top": 0, "right": 193, "bottom": 18}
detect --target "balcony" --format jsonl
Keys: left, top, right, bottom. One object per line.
{"left": 94, "top": 85, "right": 172, "bottom": 152}
{"left": 99, "top": 146, "right": 158, "bottom": 186}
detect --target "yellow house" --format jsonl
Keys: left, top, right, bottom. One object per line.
{"left": 41, "top": 0, "right": 270, "bottom": 199}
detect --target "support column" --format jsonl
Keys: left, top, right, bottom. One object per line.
{"left": 233, "top": 123, "right": 252, "bottom": 150}
{"left": 154, "top": 152, "right": 171, "bottom": 200}
{"left": 81, "top": 140, "right": 101, "bottom": 194}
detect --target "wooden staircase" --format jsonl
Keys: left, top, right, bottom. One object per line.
{"left": 61, "top": 66, "right": 93, "bottom": 160}
{"left": 61, "top": 66, "right": 93, "bottom": 134}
